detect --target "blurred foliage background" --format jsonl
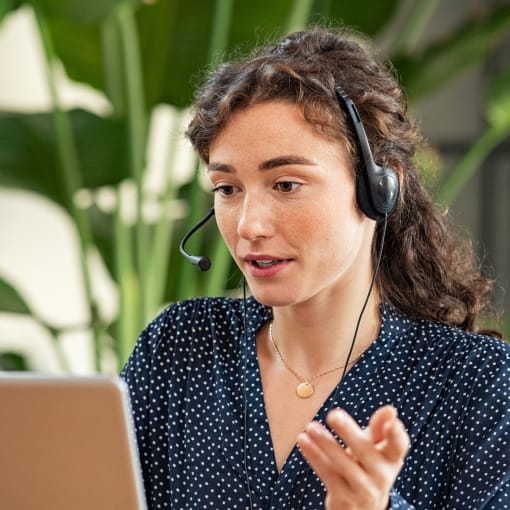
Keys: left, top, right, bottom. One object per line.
{"left": 0, "top": 0, "right": 509, "bottom": 373}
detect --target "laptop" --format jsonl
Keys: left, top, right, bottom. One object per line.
{"left": 0, "top": 374, "right": 147, "bottom": 510}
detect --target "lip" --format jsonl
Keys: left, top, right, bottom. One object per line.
{"left": 243, "top": 254, "right": 292, "bottom": 277}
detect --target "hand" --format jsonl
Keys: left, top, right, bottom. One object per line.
{"left": 297, "top": 405, "right": 410, "bottom": 510}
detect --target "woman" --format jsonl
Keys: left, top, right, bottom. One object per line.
{"left": 122, "top": 27, "right": 510, "bottom": 509}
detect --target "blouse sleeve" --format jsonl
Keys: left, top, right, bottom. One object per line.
{"left": 441, "top": 339, "right": 510, "bottom": 509}
{"left": 389, "top": 489, "right": 417, "bottom": 509}
{"left": 483, "top": 482, "right": 510, "bottom": 509}
{"left": 391, "top": 337, "right": 510, "bottom": 510}
{"left": 387, "top": 479, "right": 510, "bottom": 509}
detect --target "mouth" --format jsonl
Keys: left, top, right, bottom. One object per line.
{"left": 243, "top": 255, "right": 292, "bottom": 277}
{"left": 250, "top": 259, "right": 284, "bottom": 268}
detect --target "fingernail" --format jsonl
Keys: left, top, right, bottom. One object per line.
{"left": 330, "top": 409, "right": 346, "bottom": 424}
{"left": 297, "top": 432, "right": 307, "bottom": 442}
{"left": 305, "top": 421, "right": 323, "bottom": 435}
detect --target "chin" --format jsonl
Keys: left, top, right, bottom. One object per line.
{"left": 247, "top": 287, "right": 300, "bottom": 308}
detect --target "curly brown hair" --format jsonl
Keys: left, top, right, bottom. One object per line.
{"left": 186, "top": 26, "right": 500, "bottom": 336}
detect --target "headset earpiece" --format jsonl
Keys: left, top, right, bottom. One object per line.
{"left": 355, "top": 162, "right": 399, "bottom": 221}
{"left": 335, "top": 86, "right": 399, "bottom": 221}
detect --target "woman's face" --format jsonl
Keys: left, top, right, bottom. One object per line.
{"left": 208, "top": 101, "right": 377, "bottom": 308}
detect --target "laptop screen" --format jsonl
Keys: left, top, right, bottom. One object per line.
{"left": 0, "top": 374, "right": 147, "bottom": 510}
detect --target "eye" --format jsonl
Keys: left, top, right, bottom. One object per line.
{"left": 274, "top": 181, "right": 302, "bottom": 193}
{"left": 211, "top": 185, "right": 239, "bottom": 197}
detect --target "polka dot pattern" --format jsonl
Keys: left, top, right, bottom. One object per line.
{"left": 121, "top": 297, "right": 510, "bottom": 509}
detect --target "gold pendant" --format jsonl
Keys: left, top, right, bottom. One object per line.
{"left": 296, "top": 381, "right": 314, "bottom": 398}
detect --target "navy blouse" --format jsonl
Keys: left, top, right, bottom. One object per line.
{"left": 121, "top": 297, "right": 510, "bottom": 509}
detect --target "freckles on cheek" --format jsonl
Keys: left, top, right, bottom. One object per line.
{"left": 295, "top": 214, "right": 318, "bottom": 234}
{"left": 299, "top": 203, "right": 330, "bottom": 231}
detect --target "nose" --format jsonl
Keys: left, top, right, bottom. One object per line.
{"left": 237, "top": 194, "right": 273, "bottom": 240}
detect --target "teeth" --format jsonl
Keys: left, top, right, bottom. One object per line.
{"left": 254, "top": 260, "right": 280, "bottom": 268}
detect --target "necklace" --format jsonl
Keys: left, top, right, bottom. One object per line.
{"left": 268, "top": 321, "right": 361, "bottom": 398}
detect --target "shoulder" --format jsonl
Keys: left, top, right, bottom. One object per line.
{"left": 122, "top": 297, "right": 253, "bottom": 375}
{"left": 142, "top": 297, "right": 240, "bottom": 340}
{"left": 386, "top": 305, "right": 509, "bottom": 358}
{"left": 155, "top": 295, "right": 267, "bottom": 326}
{"left": 137, "top": 296, "right": 269, "bottom": 350}
{"left": 405, "top": 313, "right": 510, "bottom": 389}
{"left": 157, "top": 296, "right": 243, "bottom": 323}
{"left": 417, "top": 318, "right": 509, "bottom": 364}
{"left": 384, "top": 305, "right": 510, "bottom": 384}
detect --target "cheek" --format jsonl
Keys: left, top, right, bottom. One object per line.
{"left": 307, "top": 197, "right": 364, "bottom": 250}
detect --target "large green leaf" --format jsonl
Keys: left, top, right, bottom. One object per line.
{"left": 139, "top": 0, "right": 402, "bottom": 108}
{"left": 137, "top": 0, "right": 298, "bottom": 108}
{"left": 395, "top": 4, "right": 510, "bottom": 100}
{"left": 47, "top": 17, "right": 105, "bottom": 93}
{"left": 0, "top": 110, "right": 128, "bottom": 208}
{"left": 39, "top": 0, "right": 402, "bottom": 110}
{"left": 25, "top": 0, "right": 141, "bottom": 24}
{"left": 17, "top": 1, "right": 144, "bottom": 100}
{"left": 319, "top": 0, "right": 400, "bottom": 35}
{"left": 0, "top": 275, "right": 32, "bottom": 315}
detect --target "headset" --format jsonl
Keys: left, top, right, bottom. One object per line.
{"left": 179, "top": 208, "right": 214, "bottom": 271}
{"left": 179, "top": 85, "right": 400, "bottom": 269}
{"left": 334, "top": 85, "right": 399, "bottom": 221}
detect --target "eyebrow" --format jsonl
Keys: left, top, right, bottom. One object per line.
{"left": 207, "top": 155, "right": 317, "bottom": 173}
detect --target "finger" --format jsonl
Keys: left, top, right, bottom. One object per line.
{"left": 305, "top": 422, "right": 362, "bottom": 475}
{"left": 297, "top": 427, "right": 352, "bottom": 492}
{"left": 327, "top": 409, "right": 375, "bottom": 467}
{"left": 303, "top": 420, "right": 393, "bottom": 508}
{"left": 327, "top": 409, "right": 408, "bottom": 496}
{"left": 327, "top": 408, "right": 396, "bottom": 487}
{"left": 379, "top": 418, "right": 410, "bottom": 463}
{"left": 368, "top": 405, "right": 397, "bottom": 444}
{"left": 298, "top": 422, "right": 366, "bottom": 489}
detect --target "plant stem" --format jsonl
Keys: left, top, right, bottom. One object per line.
{"left": 392, "top": 0, "right": 440, "bottom": 55}
{"left": 33, "top": 7, "right": 102, "bottom": 372}
{"left": 48, "top": 331, "right": 72, "bottom": 373}
{"left": 208, "top": 0, "right": 234, "bottom": 62}
{"left": 436, "top": 124, "right": 510, "bottom": 205}
{"left": 102, "top": 9, "right": 142, "bottom": 366}
{"left": 145, "top": 109, "right": 182, "bottom": 318}
{"left": 115, "top": 2, "right": 149, "bottom": 327}
{"left": 113, "top": 189, "right": 140, "bottom": 369}
{"left": 285, "top": 0, "right": 314, "bottom": 33}
{"left": 397, "top": 5, "right": 510, "bottom": 100}
{"left": 102, "top": 13, "right": 125, "bottom": 118}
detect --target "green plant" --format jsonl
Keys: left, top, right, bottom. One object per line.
{"left": 0, "top": 0, "right": 509, "bottom": 372}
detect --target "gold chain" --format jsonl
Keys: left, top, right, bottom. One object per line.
{"left": 268, "top": 321, "right": 361, "bottom": 398}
